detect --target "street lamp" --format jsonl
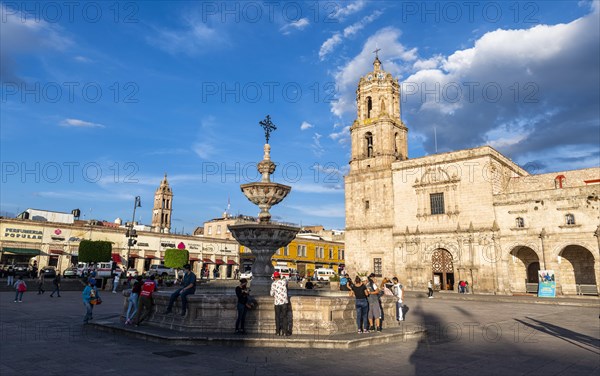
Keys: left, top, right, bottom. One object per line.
{"left": 126, "top": 196, "right": 141, "bottom": 269}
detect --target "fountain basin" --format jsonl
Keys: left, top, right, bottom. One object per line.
{"left": 240, "top": 182, "right": 291, "bottom": 207}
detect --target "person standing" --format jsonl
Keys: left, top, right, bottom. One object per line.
{"left": 164, "top": 264, "right": 196, "bottom": 316}
{"left": 82, "top": 278, "right": 100, "bottom": 324}
{"left": 14, "top": 276, "right": 27, "bottom": 302}
{"left": 392, "top": 277, "right": 404, "bottom": 321}
{"left": 112, "top": 272, "right": 120, "bottom": 294}
{"left": 366, "top": 273, "right": 382, "bottom": 332}
{"left": 37, "top": 271, "right": 45, "bottom": 295}
{"left": 270, "top": 271, "right": 290, "bottom": 336}
{"left": 134, "top": 275, "right": 158, "bottom": 326}
{"left": 7, "top": 266, "right": 15, "bottom": 286}
{"left": 349, "top": 276, "right": 369, "bottom": 333}
{"left": 49, "top": 274, "right": 61, "bottom": 297}
{"left": 428, "top": 280, "right": 434, "bottom": 298}
{"left": 125, "top": 277, "right": 142, "bottom": 325}
{"left": 234, "top": 278, "right": 249, "bottom": 334}
{"left": 340, "top": 273, "right": 350, "bottom": 291}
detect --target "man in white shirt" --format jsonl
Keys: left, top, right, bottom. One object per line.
{"left": 270, "top": 271, "right": 290, "bottom": 336}
{"left": 392, "top": 277, "right": 404, "bottom": 321}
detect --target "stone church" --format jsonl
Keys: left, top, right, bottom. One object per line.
{"left": 345, "top": 56, "right": 600, "bottom": 295}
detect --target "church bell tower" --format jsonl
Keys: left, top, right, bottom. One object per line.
{"left": 152, "top": 174, "right": 173, "bottom": 233}
{"left": 344, "top": 52, "right": 408, "bottom": 275}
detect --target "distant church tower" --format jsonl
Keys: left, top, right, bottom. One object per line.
{"left": 152, "top": 174, "right": 173, "bottom": 233}
{"left": 345, "top": 53, "right": 408, "bottom": 275}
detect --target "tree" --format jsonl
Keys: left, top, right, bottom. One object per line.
{"left": 164, "top": 248, "right": 189, "bottom": 269}
{"left": 78, "top": 240, "right": 112, "bottom": 263}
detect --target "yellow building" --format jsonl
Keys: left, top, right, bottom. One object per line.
{"left": 240, "top": 231, "right": 345, "bottom": 278}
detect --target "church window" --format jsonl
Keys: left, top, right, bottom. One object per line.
{"left": 217, "top": 225, "right": 221, "bottom": 234}
{"left": 365, "top": 132, "right": 373, "bottom": 157}
{"left": 365, "top": 200, "right": 370, "bottom": 210}
{"left": 367, "top": 96, "right": 372, "bottom": 118}
{"left": 430, "top": 193, "right": 445, "bottom": 215}
{"left": 373, "top": 258, "right": 382, "bottom": 277}
{"left": 516, "top": 217, "right": 525, "bottom": 228}
{"left": 565, "top": 214, "right": 575, "bottom": 225}
{"left": 207, "top": 226, "right": 212, "bottom": 235}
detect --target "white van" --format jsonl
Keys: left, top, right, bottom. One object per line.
{"left": 274, "top": 266, "right": 291, "bottom": 279}
{"left": 313, "top": 268, "right": 336, "bottom": 281}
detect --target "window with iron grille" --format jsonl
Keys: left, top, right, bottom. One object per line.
{"left": 565, "top": 214, "right": 575, "bottom": 225}
{"left": 516, "top": 217, "right": 525, "bottom": 228}
{"left": 373, "top": 258, "right": 382, "bottom": 276}
{"left": 329, "top": 248, "right": 333, "bottom": 259}
{"left": 430, "top": 193, "right": 445, "bottom": 215}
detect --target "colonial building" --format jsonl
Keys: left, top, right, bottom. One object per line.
{"left": 345, "top": 56, "right": 600, "bottom": 295}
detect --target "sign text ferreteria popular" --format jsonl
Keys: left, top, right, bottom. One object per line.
{"left": 3, "top": 228, "right": 43, "bottom": 240}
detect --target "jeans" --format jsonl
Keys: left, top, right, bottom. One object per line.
{"left": 126, "top": 293, "right": 139, "bottom": 321}
{"left": 355, "top": 298, "right": 369, "bottom": 331}
{"left": 7, "top": 276, "right": 14, "bottom": 286}
{"left": 428, "top": 288, "right": 433, "bottom": 297}
{"left": 83, "top": 301, "right": 93, "bottom": 323}
{"left": 14, "top": 291, "right": 23, "bottom": 301}
{"left": 167, "top": 287, "right": 195, "bottom": 314}
{"left": 50, "top": 285, "right": 61, "bottom": 297}
{"left": 396, "top": 301, "right": 404, "bottom": 320}
{"left": 235, "top": 303, "right": 247, "bottom": 331}
{"left": 274, "top": 303, "right": 289, "bottom": 335}
{"left": 135, "top": 295, "right": 153, "bottom": 325}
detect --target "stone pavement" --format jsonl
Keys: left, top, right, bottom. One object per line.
{"left": 0, "top": 289, "right": 598, "bottom": 376}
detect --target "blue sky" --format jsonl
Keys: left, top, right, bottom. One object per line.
{"left": 1, "top": 1, "right": 599, "bottom": 233}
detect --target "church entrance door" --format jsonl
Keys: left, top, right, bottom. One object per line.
{"left": 432, "top": 249, "right": 454, "bottom": 291}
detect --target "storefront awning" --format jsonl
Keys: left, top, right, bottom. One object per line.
{"left": 50, "top": 250, "right": 68, "bottom": 255}
{"left": 227, "top": 260, "right": 238, "bottom": 265}
{"left": 144, "top": 255, "right": 158, "bottom": 259}
{"left": 202, "top": 258, "right": 213, "bottom": 264}
{"left": 215, "top": 259, "right": 224, "bottom": 265}
{"left": 2, "top": 247, "right": 42, "bottom": 255}
{"left": 189, "top": 257, "right": 201, "bottom": 261}
{"left": 112, "top": 253, "right": 123, "bottom": 263}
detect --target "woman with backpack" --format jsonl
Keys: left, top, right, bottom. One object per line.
{"left": 14, "top": 275, "right": 27, "bottom": 302}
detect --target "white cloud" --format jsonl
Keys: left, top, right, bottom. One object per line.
{"left": 319, "top": 34, "right": 343, "bottom": 60}
{"left": 292, "top": 183, "right": 344, "bottom": 194}
{"left": 311, "top": 133, "right": 324, "bottom": 157}
{"left": 300, "top": 121, "right": 314, "bottom": 130}
{"left": 1, "top": 3, "right": 73, "bottom": 83}
{"left": 60, "top": 118, "right": 104, "bottom": 128}
{"left": 319, "top": 10, "right": 382, "bottom": 60}
{"left": 280, "top": 18, "right": 310, "bottom": 34}
{"left": 147, "top": 14, "right": 227, "bottom": 56}
{"left": 329, "top": 125, "right": 351, "bottom": 144}
{"left": 192, "top": 116, "right": 219, "bottom": 159}
{"left": 332, "top": 0, "right": 367, "bottom": 20}
{"left": 74, "top": 56, "right": 92, "bottom": 63}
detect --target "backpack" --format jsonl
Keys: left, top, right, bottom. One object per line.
{"left": 17, "top": 280, "right": 27, "bottom": 292}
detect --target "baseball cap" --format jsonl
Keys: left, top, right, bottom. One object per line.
{"left": 273, "top": 271, "right": 281, "bottom": 278}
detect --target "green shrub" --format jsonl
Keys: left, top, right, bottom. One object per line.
{"left": 164, "top": 248, "right": 189, "bottom": 269}
{"left": 79, "top": 240, "right": 112, "bottom": 263}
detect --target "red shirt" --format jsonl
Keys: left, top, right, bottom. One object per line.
{"left": 140, "top": 281, "right": 156, "bottom": 297}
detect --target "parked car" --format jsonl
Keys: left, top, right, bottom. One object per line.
{"left": 148, "top": 264, "right": 176, "bottom": 277}
{"left": 41, "top": 266, "right": 57, "bottom": 279}
{"left": 126, "top": 268, "right": 139, "bottom": 278}
{"left": 63, "top": 267, "right": 78, "bottom": 279}
{"left": 14, "top": 263, "right": 32, "bottom": 277}
{"left": 240, "top": 270, "right": 253, "bottom": 279}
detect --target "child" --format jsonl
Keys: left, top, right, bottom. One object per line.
{"left": 14, "top": 276, "right": 27, "bottom": 302}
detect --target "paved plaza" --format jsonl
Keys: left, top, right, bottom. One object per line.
{"left": 0, "top": 288, "right": 598, "bottom": 376}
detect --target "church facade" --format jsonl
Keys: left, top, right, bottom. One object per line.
{"left": 345, "top": 57, "right": 600, "bottom": 295}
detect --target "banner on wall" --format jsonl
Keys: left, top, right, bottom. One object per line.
{"left": 537, "top": 270, "right": 556, "bottom": 298}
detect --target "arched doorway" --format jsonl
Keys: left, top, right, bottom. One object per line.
{"left": 432, "top": 249, "right": 454, "bottom": 290}
{"left": 509, "top": 246, "right": 540, "bottom": 293}
{"left": 559, "top": 245, "right": 597, "bottom": 295}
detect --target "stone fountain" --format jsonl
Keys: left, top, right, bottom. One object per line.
{"left": 228, "top": 115, "right": 300, "bottom": 295}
